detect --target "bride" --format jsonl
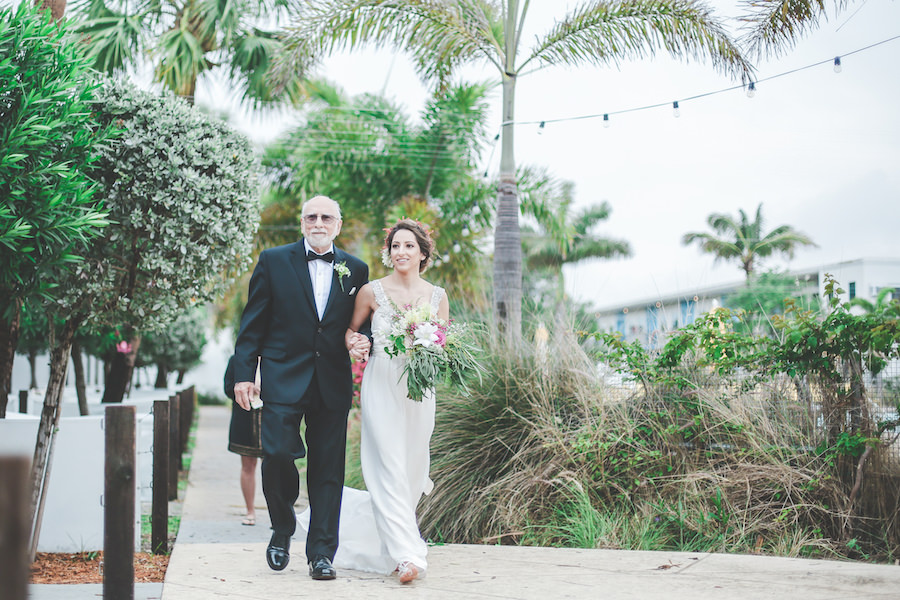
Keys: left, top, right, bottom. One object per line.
{"left": 299, "top": 218, "right": 448, "bottom": 584}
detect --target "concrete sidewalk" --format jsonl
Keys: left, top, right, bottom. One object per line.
{"left": 158, "top": 405, "right": 900, "bottom": 599}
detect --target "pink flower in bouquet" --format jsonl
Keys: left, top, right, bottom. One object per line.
{"left": 116, "top": 340, "right": 132, "bottom": 354}
{"left": 434, "top": 330, "right": 447, "bottom": 347}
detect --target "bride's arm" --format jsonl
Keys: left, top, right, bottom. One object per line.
{"left": 345, "top": 283, "right": 376, "bottom": 350}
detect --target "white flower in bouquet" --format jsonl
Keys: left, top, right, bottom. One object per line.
{"left": 384, "top": 303, "right": 482, "bottom": 401}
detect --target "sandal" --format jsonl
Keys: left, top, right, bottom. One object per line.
{"left": 241, "top": 515, "right": 256, "bottom": 526}
{"left": 398, "top": 561, "right": 418, "bottom": 584}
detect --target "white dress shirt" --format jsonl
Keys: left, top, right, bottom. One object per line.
{"left": 304, "top": 240, "right": 334, "bottom": 320}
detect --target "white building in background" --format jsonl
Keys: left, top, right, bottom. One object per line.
{"left": 594, "top": 258, "right": 900, "bottom": 347}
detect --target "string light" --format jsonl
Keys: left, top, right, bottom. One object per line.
{"left": 538, "top": 121, "right": 545, "bottom": 134}
{"left": 497, "top": 34, "right": 898, "bottom": 130}
{"left": 603, "top": 114, "right": 609, "bottom": 128}
{"left": 672, "top": 101, "right": 680, "bottom": 118}
{"left": 746, "top": 81, "right": 756, "bottom": 98}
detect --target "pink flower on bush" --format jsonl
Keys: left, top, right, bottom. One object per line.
{"left": 116, "top": 340, "right": 132, "bottom": 354}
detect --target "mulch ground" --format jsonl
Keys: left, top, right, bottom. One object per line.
{"left": 31, "top": 551, "right": 169, "bottom": 584}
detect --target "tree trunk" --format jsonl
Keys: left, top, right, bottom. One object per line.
{"left": 28, "top": 350, "right": 38, "bottom": 390}
{"left": 176, "top": 370, "right": 186, "bottom": 385}
{"left": 848, "top": 353, "right": 870, "bottom": 433}
{"left": 102, "top": 335, "right": 141, "bottom": 403}
{"left": 33, "top": 0, "right": 67, "bottom": 22}
{"left": 154, "top": 364, "right": 169, "bottom": 389}
{"left": 492, "top": 73, "right": 522, "bottom": 337}
{"left": 0, "top": 298, "right": 23, "bottom": 418}
{"left": 72, "top": 339, "right": 89, "bottom": 416}
{"left": 28, "top": 316, "right": 79, "bottom": 560}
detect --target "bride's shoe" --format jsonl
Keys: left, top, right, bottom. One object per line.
{"left": 397, "top": 561, "right": 419, "bottom": 584}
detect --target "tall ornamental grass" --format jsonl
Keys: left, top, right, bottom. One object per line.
{"left": 417, "top": 303, "right": 900, "bottom": 562}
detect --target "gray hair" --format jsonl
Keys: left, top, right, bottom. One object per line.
{"left": 301, "top": 195, "right": 341, "bottom": 219}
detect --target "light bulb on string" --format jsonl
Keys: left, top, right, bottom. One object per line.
{"left": 453, "top": 243, "right": 461, "bottom": 253}
{"left": 537, "top": 121, "right": 545, "bottom": 134}
{"left": 833, "top": 56, "right": 842, "bottom": 73}
{"left": 746, "top": 82, "right": 756, "bottom": 98}
{"left": 672, "top": 101, "right": 680, "bottom": 118}
{"left": 603, "top": 114, "right": 610, "bottom": 128}
{"left": 461, "top": 227, "right": 470, "bottom": 237}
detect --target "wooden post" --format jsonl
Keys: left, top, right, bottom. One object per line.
{"left": 167, "top": 394, "right": 180, "bottom": 501}
{"left": 18, "top": 389, "right": 27, "bottom": 414}
{"left": 179, "top": 386, "right": 195, "bottom": 466}
{"left": 104, "top": 405, "right": 136, "bottom": 600}
{"left": 0, "top": 456, "right": 30, "bottom": 600}
{"left": 151, "top": 400, "right": 169, "bottom": 555}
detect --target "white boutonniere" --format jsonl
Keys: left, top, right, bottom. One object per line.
{"left": 334, "top": 261, "right": 351, "bottom": 291}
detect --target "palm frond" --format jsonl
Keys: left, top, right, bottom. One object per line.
{"left": 737, "top": 0, "right": 847, "bottom": 60}
{"left": 154, "top": 26, "right": 207, "bottom": 96}
{"left": 573, "top": 202, "right": 612, "bottom": 235}
{"left": 72, "top": 14, "right": 145, "bottom": 74}
{"left": 754, "top": 226, "right": 817, "bottom": 258}
{"left": 682, "top": 232, "right": 742, "bottom": 260}
{"left": 524, "top": 0, "right": 753, "bottom": 82}
{"left": 273, "top": 0, "right": 503, "bottom": 91}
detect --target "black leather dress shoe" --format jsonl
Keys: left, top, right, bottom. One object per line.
{"left": 309, "top": 555, "right": 337, "bottom": 580}
{"left": 266, "top": 533, "right": 290, "bottom": 571}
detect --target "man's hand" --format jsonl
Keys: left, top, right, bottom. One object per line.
{"left": 348, "top": 332, "right": 371, "bottom": 362}
{"left": 233, "top": 381, "right": 257, "bottom": 411}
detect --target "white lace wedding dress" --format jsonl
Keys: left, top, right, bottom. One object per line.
{"left": 298, "top": 279, "right": 442, "bottom": 575}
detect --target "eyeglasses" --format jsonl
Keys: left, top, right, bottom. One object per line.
{"left": 302, "top": 213, "right": 337, "bottom": 225}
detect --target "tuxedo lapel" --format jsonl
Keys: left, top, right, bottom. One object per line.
{"left": 290, "top": 241, "right": 318, "bottom": 317}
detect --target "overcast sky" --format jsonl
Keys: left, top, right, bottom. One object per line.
{"left": 208, "top": 1, "right": 899, "bottom": 310}
{"left": 12, "top": 0, "right": 898, "bottom": 309}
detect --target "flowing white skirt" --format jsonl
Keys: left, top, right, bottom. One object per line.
{"left": 298, "top": 352, "right": 435, "bottom": 574}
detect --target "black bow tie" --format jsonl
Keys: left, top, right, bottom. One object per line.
{"left": 307, "top": 249, "right": 334, "bottom": 263}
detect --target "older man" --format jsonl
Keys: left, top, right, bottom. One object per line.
{"left": 233, "top": 195, "right": 370, "bottom": 580}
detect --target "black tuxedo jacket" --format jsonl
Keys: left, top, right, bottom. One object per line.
{"left": 233, "top": 240, "right": 369, "bottom": 412}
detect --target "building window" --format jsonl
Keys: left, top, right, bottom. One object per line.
{"left": 849, "top": 281, "right": 856, "bottom": 300}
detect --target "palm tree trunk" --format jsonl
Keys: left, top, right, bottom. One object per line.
{"left": 34, "top": 0, "right": 67, "bottom": 22}
{"left": 492, "top": 73, "right": 522, "bottom": 336}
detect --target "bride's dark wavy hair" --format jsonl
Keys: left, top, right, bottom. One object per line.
{"left": 384, "top": 218, "right": 435, "bottom": 273}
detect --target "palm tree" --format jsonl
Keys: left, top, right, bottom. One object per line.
{"left": 274, "top": 0, "right": 753, "bottom": 335}
{"left": 68, "top": 0, "right": 309, "bottom": 105}
{"left": 520, "top": 170, "right": 631, "bottom": 306}
{"left": 682, "top": 203, "right": 817, "bottom": 280}
{"left": 739, "top": 0, "right": 852, "bottom": 58}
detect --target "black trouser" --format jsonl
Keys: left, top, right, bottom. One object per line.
{"left": 261, "top": 380, "right": 348, "bottom": 562}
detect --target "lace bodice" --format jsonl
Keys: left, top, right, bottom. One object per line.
{"left": 370, "top": 279, "right": 445, "bottom": 357}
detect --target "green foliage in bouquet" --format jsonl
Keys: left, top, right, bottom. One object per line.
{"left": 384, "top": 303, "right": 482, "bottom": 401}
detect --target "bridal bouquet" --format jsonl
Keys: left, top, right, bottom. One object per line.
{"left": 384, "top": 304, "right": 482, "bottom": 402}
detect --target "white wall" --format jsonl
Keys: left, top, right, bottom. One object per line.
{"left": 0, "top": 413, "right": 141, "bottom": 552}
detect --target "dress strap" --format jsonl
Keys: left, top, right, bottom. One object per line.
{"left": 371, "top": 279, "right": 391, "bottom": 310}
{"left": 430, "top": 285, "right": 445, "bottom": 314}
